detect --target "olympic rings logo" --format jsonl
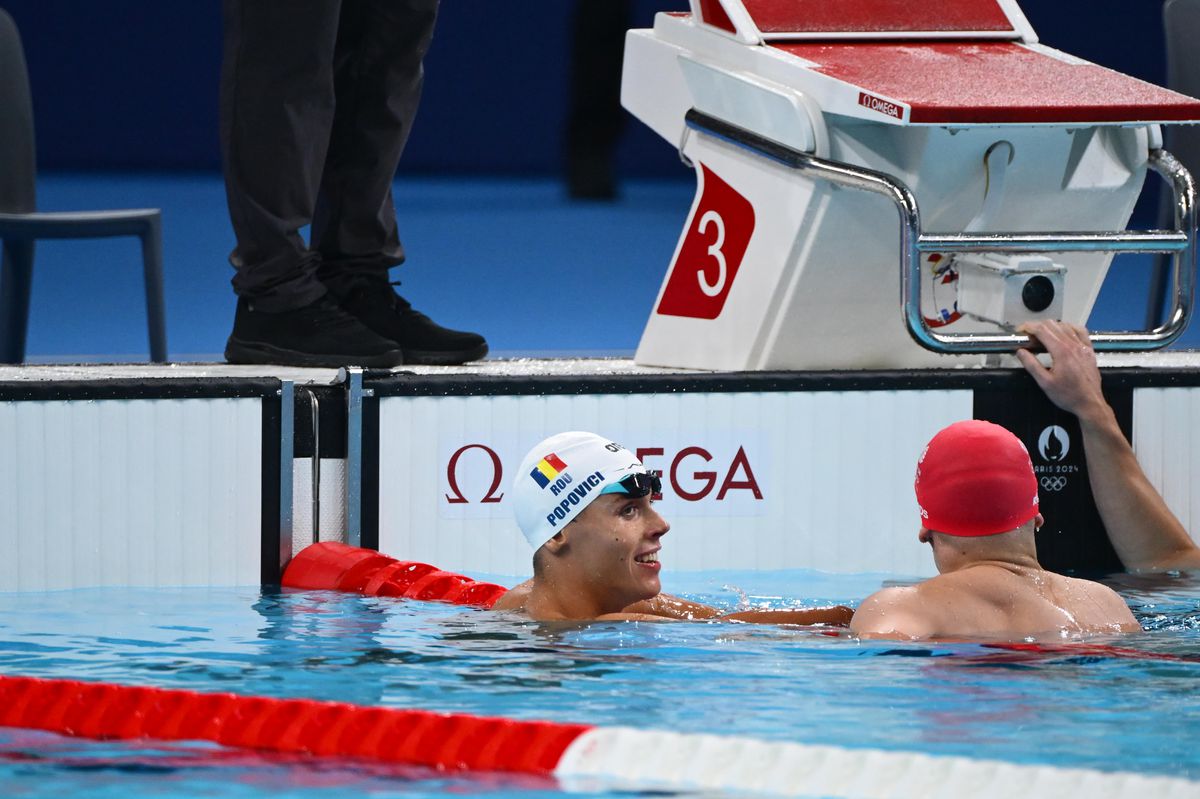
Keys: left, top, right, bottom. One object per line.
{"left": 1040, "top": 476, "right": 1068, "bottom": 492}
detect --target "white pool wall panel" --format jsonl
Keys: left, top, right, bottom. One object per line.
{"left": 291, "top": 458, "right": 348, "bottom": 555}
{"left": 0, "top": 398, "right": 263, "bottom": 591}
{"left": 377, "top": 390, "right": 973, "bottom": 577}
{"left": 1132, "top": 387, "right": 1200, "bottom": 546}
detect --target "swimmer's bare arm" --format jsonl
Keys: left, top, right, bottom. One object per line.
{"left": 719, "top": 606, "right": 855, "bottom": 626}
{"left": 499, "top": 582, "right": 850, "bottom": 624}
{"left": 493, "top": 585, "right": 697, "bottom": 621}
{"left": 848, "top": 587, "right": 937, "bottom": 640}
{"left": 593, "top": 612, "right": 682, "bottom": 622}
{"left": 624, "top": 593, "right": 723, "bottom": 620}
{"left": 1017, "top": 321, "right": 1200, "bottom": 572}
{"left": 492, "top": 586, "right": 678, "bottom": 622}
{"left": 626, "top": 594, "right": 854, "bottom": 626}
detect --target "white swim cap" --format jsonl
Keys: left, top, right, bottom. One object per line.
{"left": 512, "top": 431, "right": 650, "bottom": 550}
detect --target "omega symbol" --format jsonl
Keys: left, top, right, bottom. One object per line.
{"left": 445, "top": 444, "right": 505, "bottom": 504}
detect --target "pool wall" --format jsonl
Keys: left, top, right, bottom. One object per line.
{"left": 0, "top": 378, "right": 282, "bottom": 591}
{"left": 2, "top": 362, "right": 1199, "bottom": 591}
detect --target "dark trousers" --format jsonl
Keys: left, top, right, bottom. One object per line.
{"left": 566, "top": 0, "right": 631, "bottom": 179}
{"left": 220, "top": 0, "right": 438, "bottom": 311}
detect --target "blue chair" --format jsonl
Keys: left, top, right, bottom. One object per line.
{"left": 0, "top": 8, "right": 167, "bottom": 363}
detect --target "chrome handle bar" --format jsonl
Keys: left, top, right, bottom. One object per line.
{"left": 684, "top": 109, "right": 1196, "bottom": 353}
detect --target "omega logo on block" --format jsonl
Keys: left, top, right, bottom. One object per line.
{"left": 656, "top": 165, "right": 755, "bottom": 320}
{"left": 858, "top": 91, "right": 902, "bottom": 119}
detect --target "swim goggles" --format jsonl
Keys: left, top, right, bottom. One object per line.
{"left": 599, "top": 471, "right": 662, "bottom": 498}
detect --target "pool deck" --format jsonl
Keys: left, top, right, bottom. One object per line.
{"left": 2, "top": 350, "right": 1200, "bottom": 384}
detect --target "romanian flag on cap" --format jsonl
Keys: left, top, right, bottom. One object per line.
{"left": 529, "top": 453, "right": 568, "bottom": 489}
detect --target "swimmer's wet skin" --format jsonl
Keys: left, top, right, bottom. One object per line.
{"left": 494, "top": 431, "right": 853, "bottom": 625}
{"left": 850, "top": 419, "right": 1141, "bottom": 641}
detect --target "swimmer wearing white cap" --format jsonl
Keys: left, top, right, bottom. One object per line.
{"left": 492, "top": 431, "right": 853, "bottom": 623}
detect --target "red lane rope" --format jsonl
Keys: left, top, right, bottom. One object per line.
{"left": 982, "top": 641, "right": 1200, "bottom": 663}
{"left": 282, "top": 542, "right": 508, "bottom": 608}
{"left": 0, "top": 676, "right": 589, "bottom": 774}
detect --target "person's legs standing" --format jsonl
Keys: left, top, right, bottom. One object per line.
{"left": 220, "top": 0, "right": 404, "bottom": 366}
{"left": 565, "top": 0, "right": 631, "bottom": 200}
{"left": 312, "top": 0, "right": 433, "bottom": 279}
{"left": 314, "top": 0, "right": 488, "bottom": 365}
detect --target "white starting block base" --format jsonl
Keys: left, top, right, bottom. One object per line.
{"left": 637, "top": 120, "right": 1147, "bottom": 370}
{"left": 622, "top": 9, "right": 1200, "bottom": 371}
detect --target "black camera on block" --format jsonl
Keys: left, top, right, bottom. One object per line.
{"left": 954, "top": 253, "right": 1066, "bottom": 327}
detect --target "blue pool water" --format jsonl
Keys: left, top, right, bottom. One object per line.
{"left": 1, "top": 570, "right": 1199, "bottom": 797}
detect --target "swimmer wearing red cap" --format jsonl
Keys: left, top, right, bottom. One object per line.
{"left": 1018, "top": 320, "right": 1200, "bottom": 572}
{"left": 493, "top": 431, "right": 853, "bottom": 624}
{"left": 850, "top": 418, "right": 1141, "bottom": 640}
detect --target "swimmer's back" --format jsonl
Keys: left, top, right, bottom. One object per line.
{"left": 855, "top": 565, "right": 1140, "bottom": 640}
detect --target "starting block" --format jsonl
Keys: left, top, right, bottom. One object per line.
{"left": 624, "top": 0, "right": 1200, "bottom": 369}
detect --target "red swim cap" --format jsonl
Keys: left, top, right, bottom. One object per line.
{"left": 915, "top": 420, "right": 1039, "bottom": 537}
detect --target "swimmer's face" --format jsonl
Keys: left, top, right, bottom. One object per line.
{"left": 565, "top": 493, "right": 669, "bottom": 606}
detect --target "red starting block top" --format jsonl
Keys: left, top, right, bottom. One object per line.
{"left": 696, "top": 0, "right": 1031, "bottom": 40}
{"left": 743, "top": 0, "right": 1015, "bottom": 35}
{"left": 775, "top": 42, "right": 1200, "bottom": 125}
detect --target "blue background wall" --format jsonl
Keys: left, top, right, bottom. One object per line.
{"left": 4, "top": 1, "right": 1191, "bottom": 358}
{"left": 0, "top": 1, "right": 1175, "bottom": 177}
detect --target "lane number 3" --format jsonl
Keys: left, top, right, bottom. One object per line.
{"left": 695, "top": 210, "right": 727, "bottom": 297}
{"left": 656, "top": 164, "right": 754, "bottom": 320}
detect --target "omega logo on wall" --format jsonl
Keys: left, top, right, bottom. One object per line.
{"left": 438, "top": 438, "right": 768, "bottom": 519}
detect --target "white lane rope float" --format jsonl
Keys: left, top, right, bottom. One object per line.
{"left": 1, "top": 674, "right": 1196, "bottom": 799}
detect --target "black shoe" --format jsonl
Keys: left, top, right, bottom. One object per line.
{"left": 224, "top": 296, "right": 405, "bottom": 368}
{"left": 328, "top": 277, "right": 488, "bottom": 366}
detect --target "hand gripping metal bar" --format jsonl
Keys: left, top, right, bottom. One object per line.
{"left": 684, "top": 109, "right": 1197, "bottom": 353}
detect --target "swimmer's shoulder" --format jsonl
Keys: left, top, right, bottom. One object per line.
{"left": 1059, "top": 574, "right": 1141, "bottom": 631}
{"left": 489, "top": 579, "right": 532, "bottom": 612}
{"left": 849, "top": 584, "right": 935, "bottom": 639}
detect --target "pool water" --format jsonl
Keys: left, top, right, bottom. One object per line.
{"left": 1, "top": 570, "right": 1198, "bottom": 797}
